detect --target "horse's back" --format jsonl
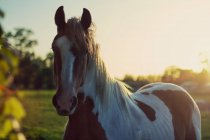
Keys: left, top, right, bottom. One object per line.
{"left": 132, "top": 82, "right": 201, "bottom": 140}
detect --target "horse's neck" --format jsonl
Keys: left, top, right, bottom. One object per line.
{"left": 84, "top": 57, "right": 130, "bottom": 106}
{"left": 64, "top": 93, "right": 107, "bottom": 140}
{"left": 81, "top": 60, "right": 139, "bottom": 139}
{"left": 82, "top": 56, "right": 134, "bottom": 125}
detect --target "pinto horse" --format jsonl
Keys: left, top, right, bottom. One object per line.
{"left": 52, "top": 6, "right": 201, "bottom": 140}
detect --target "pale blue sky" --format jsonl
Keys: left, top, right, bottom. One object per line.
{"left": 1, "top": 0, "right": 210, "bottom": 77}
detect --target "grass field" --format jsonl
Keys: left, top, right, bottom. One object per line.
{"left": 21, "top": 91, "right": 67, "bottom": 140}
{"left": 20, "top": 90, "right": 210, "bottom": 140}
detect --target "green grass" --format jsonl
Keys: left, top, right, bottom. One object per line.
{"left": 20, "top": 90, "right": 210, "bottom": 140}
{"left": 191, "top": 93, "right": 210, "bottom": 140}
{"left": 192, "top": 93, "right": 210, "bottom": 140}
{"left": 21, "top": 90, "right": 67, "bottom": 140}
{"left": 201, "top": 112, "right": 210, "bottom": 140}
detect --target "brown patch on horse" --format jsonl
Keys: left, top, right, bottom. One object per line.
{"left": 135, "top": 100, "right": 156, "bottom": 121}
{"left": 64, "top": 93, "right": 107, "bottom": 140}
{"left": 151, "top": 90, "right": 196, "bottom": 140}
{"left": 186, "top": 119, "right": 196, "bottom": 140}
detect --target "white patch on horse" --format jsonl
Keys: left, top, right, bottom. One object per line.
{"left": 139, "top": 82, "right": 188, "bottom": 94}
{"left": 54, "top": 36, "right": 77, "bottom": 113}
{"left": 132, "top": 92, "right": 175, "bottom": 140}
{"left": 56, "top": 36, "right": 76, "bottom": 90}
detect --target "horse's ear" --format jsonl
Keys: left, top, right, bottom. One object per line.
{"left": 55, "top": 6, "right": 66, "bottom": 31}
{"left": 81, "top": 8, "right": 92, "bottom": 31}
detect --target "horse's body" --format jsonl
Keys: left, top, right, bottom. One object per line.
{"left": 52, "top": 6, "right": 201, "bottom": 140}
{"left": 64, "top": 83, "right": 200, "bottom": 140}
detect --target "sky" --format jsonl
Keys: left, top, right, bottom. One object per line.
{"left": 1, "top": 0, "right": 210, "bottom": 78}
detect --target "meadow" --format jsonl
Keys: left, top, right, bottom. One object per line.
{"left": 21, "top": 90, "right": 210, "bottom": 140}
{"left": 21, "top": 91, "right": 67, "bottom": 140}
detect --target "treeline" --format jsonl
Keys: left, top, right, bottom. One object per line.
{"left": 14, "top": 52, "right": 54, "bottom": 89}
{"left": 4, "top": 30, "right": 210, "bottom": 90}
{"left": 1, "top": 28, "right": 55, "bottom": 89}
{"left": 123, "top": 66, "right": 210, "bottom": 91}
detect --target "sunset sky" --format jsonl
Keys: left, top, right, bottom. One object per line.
{"left": 1, "top": 0, "right": 210, "bottom": 78}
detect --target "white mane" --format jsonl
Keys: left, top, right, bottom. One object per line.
{"left": 84, "top": 43, "right": 135, "bottom": 114}
{"left": 82, "top": 44, "right": 141, "bottom": 139}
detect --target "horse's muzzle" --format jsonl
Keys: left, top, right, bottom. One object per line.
{"left": 52, "top": 94, "right": 78, "bottom": 116}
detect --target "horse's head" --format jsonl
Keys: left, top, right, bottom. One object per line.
{"left": 52, "top": 6, "right": 92, "bottom": 116}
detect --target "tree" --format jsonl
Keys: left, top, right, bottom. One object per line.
{"left": 42, "top": 52, "right": 54, "bottom": 89}
{"left": 0, "top": 7, "right": 26, "bottom": 140}
{"left": 3, "top": 28, "right": 39, "bottom": 89}
{"left": 161, "top": 66, "right": 181, "bottom": 83}
{"left": 4, "top": 28, "right": 38, "bottom": 57}
{"left": 0, "top": 8, "right": 19, "bottom": 85}
{"left": 0, "top": 47, "right": 19, "bottom": 85}
{"left": 0, "top": 8, "right": 4, "bottom": 37}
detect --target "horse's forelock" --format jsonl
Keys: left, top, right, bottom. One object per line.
{"left": 66, "top": 17, "right": 95, "bottom": 56}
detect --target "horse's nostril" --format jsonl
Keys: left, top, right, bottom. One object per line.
{"left": 60, "top": 109, "right": 69, "bottom": 115}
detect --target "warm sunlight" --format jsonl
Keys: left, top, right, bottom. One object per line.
{"left": 2, "top": 0, "right": 210, "bottom": 77}
{"left": 1, "top": 1, "right": 210, "bottom": 140}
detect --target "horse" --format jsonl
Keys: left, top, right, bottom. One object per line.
{"left": 52, "top": 6, "right": 201, "bottom": 140}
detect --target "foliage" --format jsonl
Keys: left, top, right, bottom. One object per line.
{"left": 0, "top": 47, "right": 19, "bottom": 84}
{"left": 123, "top": 65, "right": 210, "bottom": 91}
{"left": 2, "top": 27, "right": 54, "bottom": 89}
{"left": 0, "top": 7, "right": 27, "bottom": 140}
{"left": 0, "top": 8, "right": 19, "bottom": 85}
{"left": 14, "top": 53, "right": 54, "bottom": 89}
{"left": 4, "top": 28, "right": 38, "bottom": 56}
{"left": 0, "top": 8, "right": 4, "bottom": 37}
{"left": 0, "top": 87, "right": 26, "bottom": 140}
